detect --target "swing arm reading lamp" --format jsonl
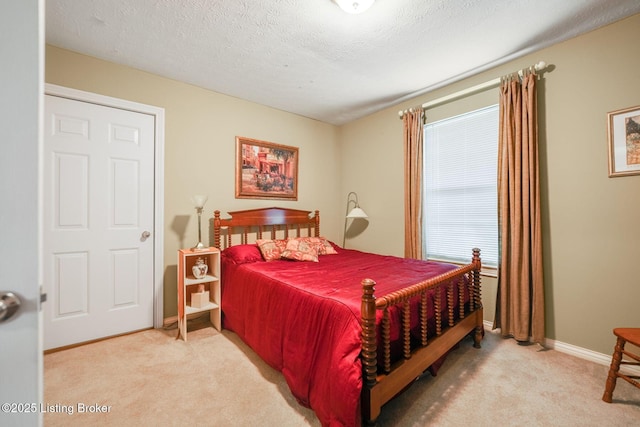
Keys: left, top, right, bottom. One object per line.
{"left": 343, "top": 191, "right": 368, "bottom": 247}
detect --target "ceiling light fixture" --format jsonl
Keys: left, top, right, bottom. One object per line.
{"left": 334, "top": 0, "right": 375, "bottom": 14}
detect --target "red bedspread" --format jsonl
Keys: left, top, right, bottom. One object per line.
{"left": 221, "top": 245, "right": 460, "bottom": 427}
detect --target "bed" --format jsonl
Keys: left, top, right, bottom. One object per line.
{"left": 213, "top": 207, "right": 483, "bottom": 426}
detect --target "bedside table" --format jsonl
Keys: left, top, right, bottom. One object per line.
{"left": 177, "top": 247, "right": 221, "bottom": 341}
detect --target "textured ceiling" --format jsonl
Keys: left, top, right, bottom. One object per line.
{"left": 45, "top": 0, "right": 640, "bottom": 125}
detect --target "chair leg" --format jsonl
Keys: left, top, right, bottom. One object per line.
{"left": 602, "top": 336, "right": 625, "bottom": 403}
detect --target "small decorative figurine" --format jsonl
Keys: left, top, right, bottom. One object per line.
{"left": 192, "top": 257, "right": 208, "bottom": 279}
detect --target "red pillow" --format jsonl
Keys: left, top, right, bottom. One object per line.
{"left": 221, "top": 244, "right": 264, "bottom": 264}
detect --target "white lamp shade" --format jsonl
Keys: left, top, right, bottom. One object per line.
{"left": 346, "top": 207, "right": 368, "bottom": 218}
{"left": 191, "top": 194, "right": 208, "bottom": 208}
{"left": 334, "top": 0, "right": 375, "bottom": 14}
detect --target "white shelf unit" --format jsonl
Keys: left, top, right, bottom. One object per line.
{"left": 177, "top": 247, "right": 221, "bottom": 341}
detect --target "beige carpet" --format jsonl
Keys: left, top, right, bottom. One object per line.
{"left": 44, "top": 322, "right": 640, "bottom": 426}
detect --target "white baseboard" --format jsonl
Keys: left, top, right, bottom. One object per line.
{"left": 482, "top": 320, "right": 640, "bottom": 376}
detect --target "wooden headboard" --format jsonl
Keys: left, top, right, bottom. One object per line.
{"left": 213, "top": 207, "right": 320, "bottom": 249}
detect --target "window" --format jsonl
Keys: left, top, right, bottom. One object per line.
{"left": 422, "top": 104, "right": 499, "bottom": 268}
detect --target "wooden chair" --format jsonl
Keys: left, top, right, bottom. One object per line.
{"left": 602, "top": 328, "right": 640, "bottom": 403}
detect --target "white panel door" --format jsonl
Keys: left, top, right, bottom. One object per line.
{"left": 43, "top": 95, "right": 155, "bottom": 350}
{"left": 0, "top": 1, "right": 43, "bottom": 425}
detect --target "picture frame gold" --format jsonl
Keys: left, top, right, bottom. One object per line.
{"left": 607, "top": 105, "right": 640, "bottom": 177}
{"left": 235, "top": 136, "right": 298, "bottom": 200}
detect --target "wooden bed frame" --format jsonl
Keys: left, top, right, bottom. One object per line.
{"left": 213, "top": 207, "right": 483, "bottom": 426}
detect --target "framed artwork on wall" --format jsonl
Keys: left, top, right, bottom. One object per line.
{"left": 235, "top": 136, "right": 298, "bottom": 200}
{"left": 607, "top": 105, "right": 640, "bottom": 177}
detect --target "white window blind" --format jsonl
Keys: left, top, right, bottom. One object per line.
{"left": 423, "top": 104, "right": 499, "bottom": 267}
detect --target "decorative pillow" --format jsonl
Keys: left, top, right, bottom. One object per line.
{"left": 221, "top": 244, "right": 263, "bottom": 265}
{"left": 316, "top": 237, "right": 339, "bottom": 255}
{"left": 327, "top": 240, "right": 341, "bottom": 252}
{"left": 293, "top": 236, "right": 338, "bottom": 255}
{"left": 280, "top": 238, "right": 319, "bottom": 262}
{"left": 256, "top": 239, "right": 288, "bottom": 261}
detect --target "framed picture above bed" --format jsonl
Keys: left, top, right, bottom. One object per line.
{"left": 235, "top": 136, "right": 298, "bottom": 200}
{"left": 607, "top": 105, "right": 640, "bottom": 177}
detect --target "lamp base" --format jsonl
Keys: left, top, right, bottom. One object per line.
{"left": 191, "top": 242, "right": 207, "bottom": 251}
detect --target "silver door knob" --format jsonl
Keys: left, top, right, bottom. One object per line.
{"left": 0, "top": 292, "right": 21, "bottom": 323}
{"left": 141, "top": 230, "right": 151, "bottom": 241}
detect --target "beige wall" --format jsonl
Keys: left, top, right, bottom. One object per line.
{"left": 340, "top": 13, "right": 640, "bottom": 355}
{"left": 46, "top": 13, "right": 640, "bottom": 355}
{"left": 46, "top": 46, "right": 342, "bottom": 317}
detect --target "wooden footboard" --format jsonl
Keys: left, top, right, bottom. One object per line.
{"left": 360, "top": 249, "right": 483, "bottom": 425}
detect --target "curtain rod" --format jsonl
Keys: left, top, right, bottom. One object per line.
{"left": 398, "top": 61, "right": 547, "bottom": 118}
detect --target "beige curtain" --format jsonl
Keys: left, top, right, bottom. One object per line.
{"left": 403, "top": 108, "right": 425, "bottom": 259}
{"left": 494, "top": 70, "right": 545, "bottom": 343}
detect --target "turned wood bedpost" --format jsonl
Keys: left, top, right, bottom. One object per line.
{"left": 361, "top": 278, "right": 377, "bottom": 387}
{"left": 213, "top": 210, "right": 221, "bottom": 249}
{"left": 314, "top": 210, "right": 320, "bottom": 237}
{"left": 472, "top": 248, "right": 483, "bottom": 348}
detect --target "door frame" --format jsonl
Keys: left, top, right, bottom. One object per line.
{"left": 45, "top": 83, "right": 165, "bottom": 328}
